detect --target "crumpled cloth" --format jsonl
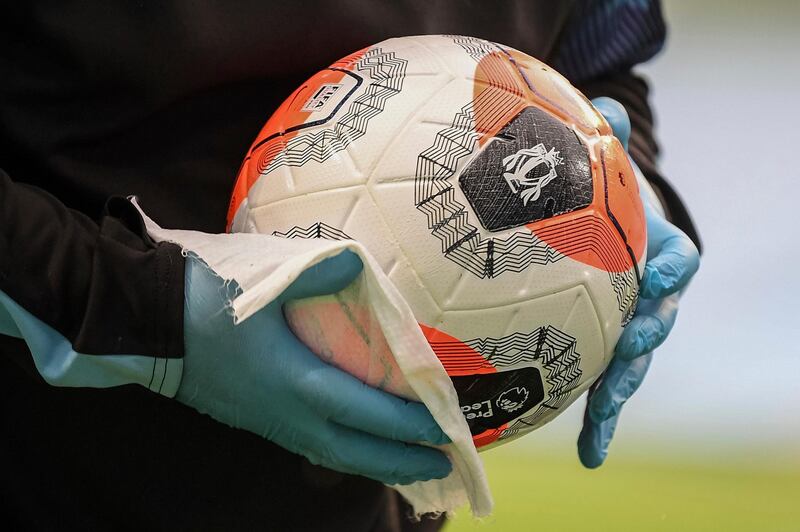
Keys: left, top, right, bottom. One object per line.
{"left": 136, "top": 204, "right": 492, "bottom": 517}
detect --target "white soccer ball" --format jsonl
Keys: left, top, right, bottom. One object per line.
{"left": 228, "top": 35, "right": 646, "bottom": 449}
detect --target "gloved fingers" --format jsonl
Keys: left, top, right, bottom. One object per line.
{"left": 642, "top": 214, "right": 700, "bottom": 299}
{"left": 295, "top": 357, "right": 450, "bottom": 445}
{"left": 303, "top": 423, "right": 453, "bottom": 485}
{"left": 578, "top": 353, "right": 650, "bottom": 468}
{"left": 586, "top": 351, "right": 653, "bottom": 424}
{"left": 281, "top": 249, "right": 364, "bottom": 300}
{"left": 591, "top": 97, "right": 631, "bottom": 150}
{"left": 614, "top": 293, "right": 679, "bottom": 360}
{"left": 577, "top": 410, "right": 621, "bottom": 469}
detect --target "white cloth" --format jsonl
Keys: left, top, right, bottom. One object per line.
{"left": 137, "top": 205, "right": 492, "bottom": 517}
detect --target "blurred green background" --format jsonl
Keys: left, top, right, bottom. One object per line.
{"left": 447, "top": 440, "right": 799, "bottom": 531}
{"left": 448, "top": 1, "right": 800, "bottom": 530}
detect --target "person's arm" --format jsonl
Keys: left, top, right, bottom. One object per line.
{"left": 0, "top": 170, "right": 185, "bottom": 394}
{"left": 0, "top": 169, "right": 452, "bottom": 485}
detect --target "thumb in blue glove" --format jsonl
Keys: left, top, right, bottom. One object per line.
{"left": 578, "top": 97, "right": 700, "bottom": 468}
{"left": 178, "top": 249, "right": 452, "bottom": 485}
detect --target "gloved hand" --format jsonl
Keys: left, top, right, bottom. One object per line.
{"left": 178, "top": 250, "right": 452, "bottom": 485}
{"left": 577, "top": 97, "right": 700, "bottom": 468}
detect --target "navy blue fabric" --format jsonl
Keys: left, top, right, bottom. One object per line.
{"left": 554, "top": 0, "right": 667, "bottom": 82}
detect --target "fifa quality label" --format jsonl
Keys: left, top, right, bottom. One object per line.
{"left": 301, "top": 83, "right": 343, "bottom": 112}
{"left": 459, "top": 106, "right": 593, "bottom": 232}
{"left": 296, "top": 71, "right": 361, "bottom": 117}
{"left": 451, "top": 366, "right": 545, "bottom": 435}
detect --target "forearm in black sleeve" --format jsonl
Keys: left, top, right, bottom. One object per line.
{"left": 576, "top": 72, "right": 702, "bottom": 253}
{"left": 0, "top": 169, "right": 185, "bottom": 359}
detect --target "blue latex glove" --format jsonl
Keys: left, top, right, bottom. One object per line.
{"left": 578, "top": 97, "right": 700, "bottom": 468}
{"left": 178, "top": 251, "right": 452, "bottom": 485}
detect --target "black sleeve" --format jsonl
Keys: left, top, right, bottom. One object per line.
{"left": 0, "top": 169, "right": 185, "bottom": 358}
{"left": 576, "top": 72, "right": 703, "bottom": 253}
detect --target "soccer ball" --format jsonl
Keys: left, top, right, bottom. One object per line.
{"left": 228, "top": 35, "right": 646, "bottom": 449}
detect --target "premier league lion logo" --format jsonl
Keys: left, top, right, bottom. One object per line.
{"left": 502, "top": 143, "right": 564, "bottom": 206}
{"left": 496, "top": 386, "right": 530, "bottom": 414}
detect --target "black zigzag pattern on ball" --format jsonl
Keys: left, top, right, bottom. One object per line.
{"left": 613, "top": 269, "right": 637, "bottom": 325}
{"left": 256, "top": 48, "right": 407, "bottom": 175}
{"left": 415, "top": 102, "right": 565, "bottom": 278}
{"left": 493, "top": 327, "right": 583, "bottom": 441}
{"left": 451, "top": 35, "right": 498, "bottom": 62}
{"left": 272, "top": 222, "right": 351, "bottom": 241}
{"left": 429, "top": 325, "right": 583, "bottom": 439}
